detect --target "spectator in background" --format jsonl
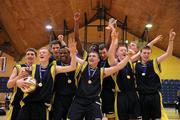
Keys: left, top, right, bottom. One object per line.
{"left": 5, "top": 93, "right": 11, "bottom": 110}
{"left": 128, "top": 41, "right": 138, "bottom": 53}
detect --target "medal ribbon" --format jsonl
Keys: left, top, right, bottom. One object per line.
{"left": 88, "top": 65, "right": 97, "bottom": 81}
{"left": 142, "top": 64, "right": 147, "bottom": 75}
{"left": 39, "top": 65, "right": 50, "bottom": 86}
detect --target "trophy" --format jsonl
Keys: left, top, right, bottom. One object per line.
{"left": 20, "top": 67, "right": 37, "bottom": 93}
{"left": 105, "top": 18, "right": 117, "bottom": 30}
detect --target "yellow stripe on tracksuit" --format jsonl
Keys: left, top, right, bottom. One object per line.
{"left": 82, "top": 50, "right": 88, "bottom": 61}
{"left": 7, "top": 64, "right": 21, "bottom": 120}
{"left": 74, "top": 51, "right": 88, "bottom": 86}
{"left": 114, "top": 92, "right": 119, "bottom": 120}
{"left": 74, "top": 63, "right": 82, "bottom": 86}
{"left": 113, "top": 67, "right": 121, "bottom": 120}
{"left": 113, "top": 71, "right": 121, "bottom": 120}
{"left": 46, "top": 108, "right": 49, "bottom": 120}
{"left": 75, "top": 62, "right": 88, "bottom": 87}
{"left": 159, "top": 92, "right": 168, "bottom": 120}
{"left": 97, "top": 68, "right": 104, "bottom": 117}
{"left": 153, "top": 59, "right": 168, "bottom": 120}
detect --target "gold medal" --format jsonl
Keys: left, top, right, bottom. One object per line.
{"left": 38, "top": 82, "right": 43, "bottom": 87}
{"left": 88, "top": 80, "right": 92, "bottom": 84}
{"left": 68, "top": 79, "right": 72, "bottom": 84}
{"left": 142, "top": 73, "right": 146, "bottom": 76}
{"left": 127, "top": 75, "right": 131, "bottom": 79}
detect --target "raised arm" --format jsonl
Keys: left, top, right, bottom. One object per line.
{"left": 105, "top": 27, "right": 112, "bottom": 49}
{"left": 104, "top": 50, "right": 134, "bottom": 78}
{"left": 130, "top": 51, "right": 140, "bottom": 63}
{"left": 106, "top": 18, "right": 117, "bottom": 49}
{"left": 108, "top": 29, "right": 119, "bottom": 66}
{"left": 157, "top": 29, "right": 175, "bottom": 64}
{"left": 55, "top": 37, "right": 77, "bottom": 73}
{"left": 57, "top": 34, "right": 67, "bottom": 47}
{"left": 147, "top": 35, "right": 163, "bottom": 47}
{"left": 74, "top": 11, "right": 84, "bottom": 58}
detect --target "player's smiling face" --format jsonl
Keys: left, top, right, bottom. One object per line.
{"left": 116, "top": 46, "right": 127, "bottom": 60}
{"left": 88, "top": 52, "right": 100, "bottom": 67}
{"left": 39, "top": 48, "right": 51, "bottom": 63}
{"left": 59, "top": 48, "right": 70, "bottom": 63}
{"left": 25, "top": 51, "right": 36, "bottom": 64}
{"left": 140, "top": 49, "right": 152, "bottom": 63}
{"left": 99, "top": 48, "right": 108, "bottom": 60}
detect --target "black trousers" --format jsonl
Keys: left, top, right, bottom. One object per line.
{"left": 101, "top": 88, "right": 115, "bottom": 115}
{"left": 8, "top": 104, "right": 21, "bottom": 120}
{"left": 116, "top": 91, "right": 141, "bottom": 120}
{"left": 17, "top": 103, "right": 48, "bottom": 120}
{"left": 51, "top": 94, "right": 74, "bottom": 120}
{"left": 139, "top": 92, "right": 161, "bottom": 120}
{"left": 67, "top": 97, "right": 102, "bottom": 120}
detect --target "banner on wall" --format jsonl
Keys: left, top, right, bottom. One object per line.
{"left": 0, "top": 57, "right": 7, "bottom": 72}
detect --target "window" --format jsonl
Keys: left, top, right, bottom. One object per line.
{"left": 0, "top": 57, "right": 7, "bottom": 72}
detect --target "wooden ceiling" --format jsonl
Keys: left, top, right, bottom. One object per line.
{"left": 0, "top": 0, "right": 180, "bottom": 60}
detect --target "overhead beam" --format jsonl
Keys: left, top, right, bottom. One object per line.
{"left": 0, "top": 23, "right": 20, "bottom": 59}
{"left": 84, "top": 12, "right": 88, "bottom": 50}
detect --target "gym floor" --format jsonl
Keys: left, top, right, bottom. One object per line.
{"left": 0, "top": 108, "right": 179, "bottom": 120}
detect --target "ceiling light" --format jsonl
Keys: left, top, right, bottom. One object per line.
{"left": 125, "top": 40, "right": 129, "bottom": 44}
{"left": 145, "top": 24, "right": 152, "bottom": 29}
{"left": 45, "top": 25, "right": 53, "bottom": 30}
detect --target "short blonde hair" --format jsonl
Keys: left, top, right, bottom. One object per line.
{"left": 39, "top": 47, "right": 52, "bottom": 55}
